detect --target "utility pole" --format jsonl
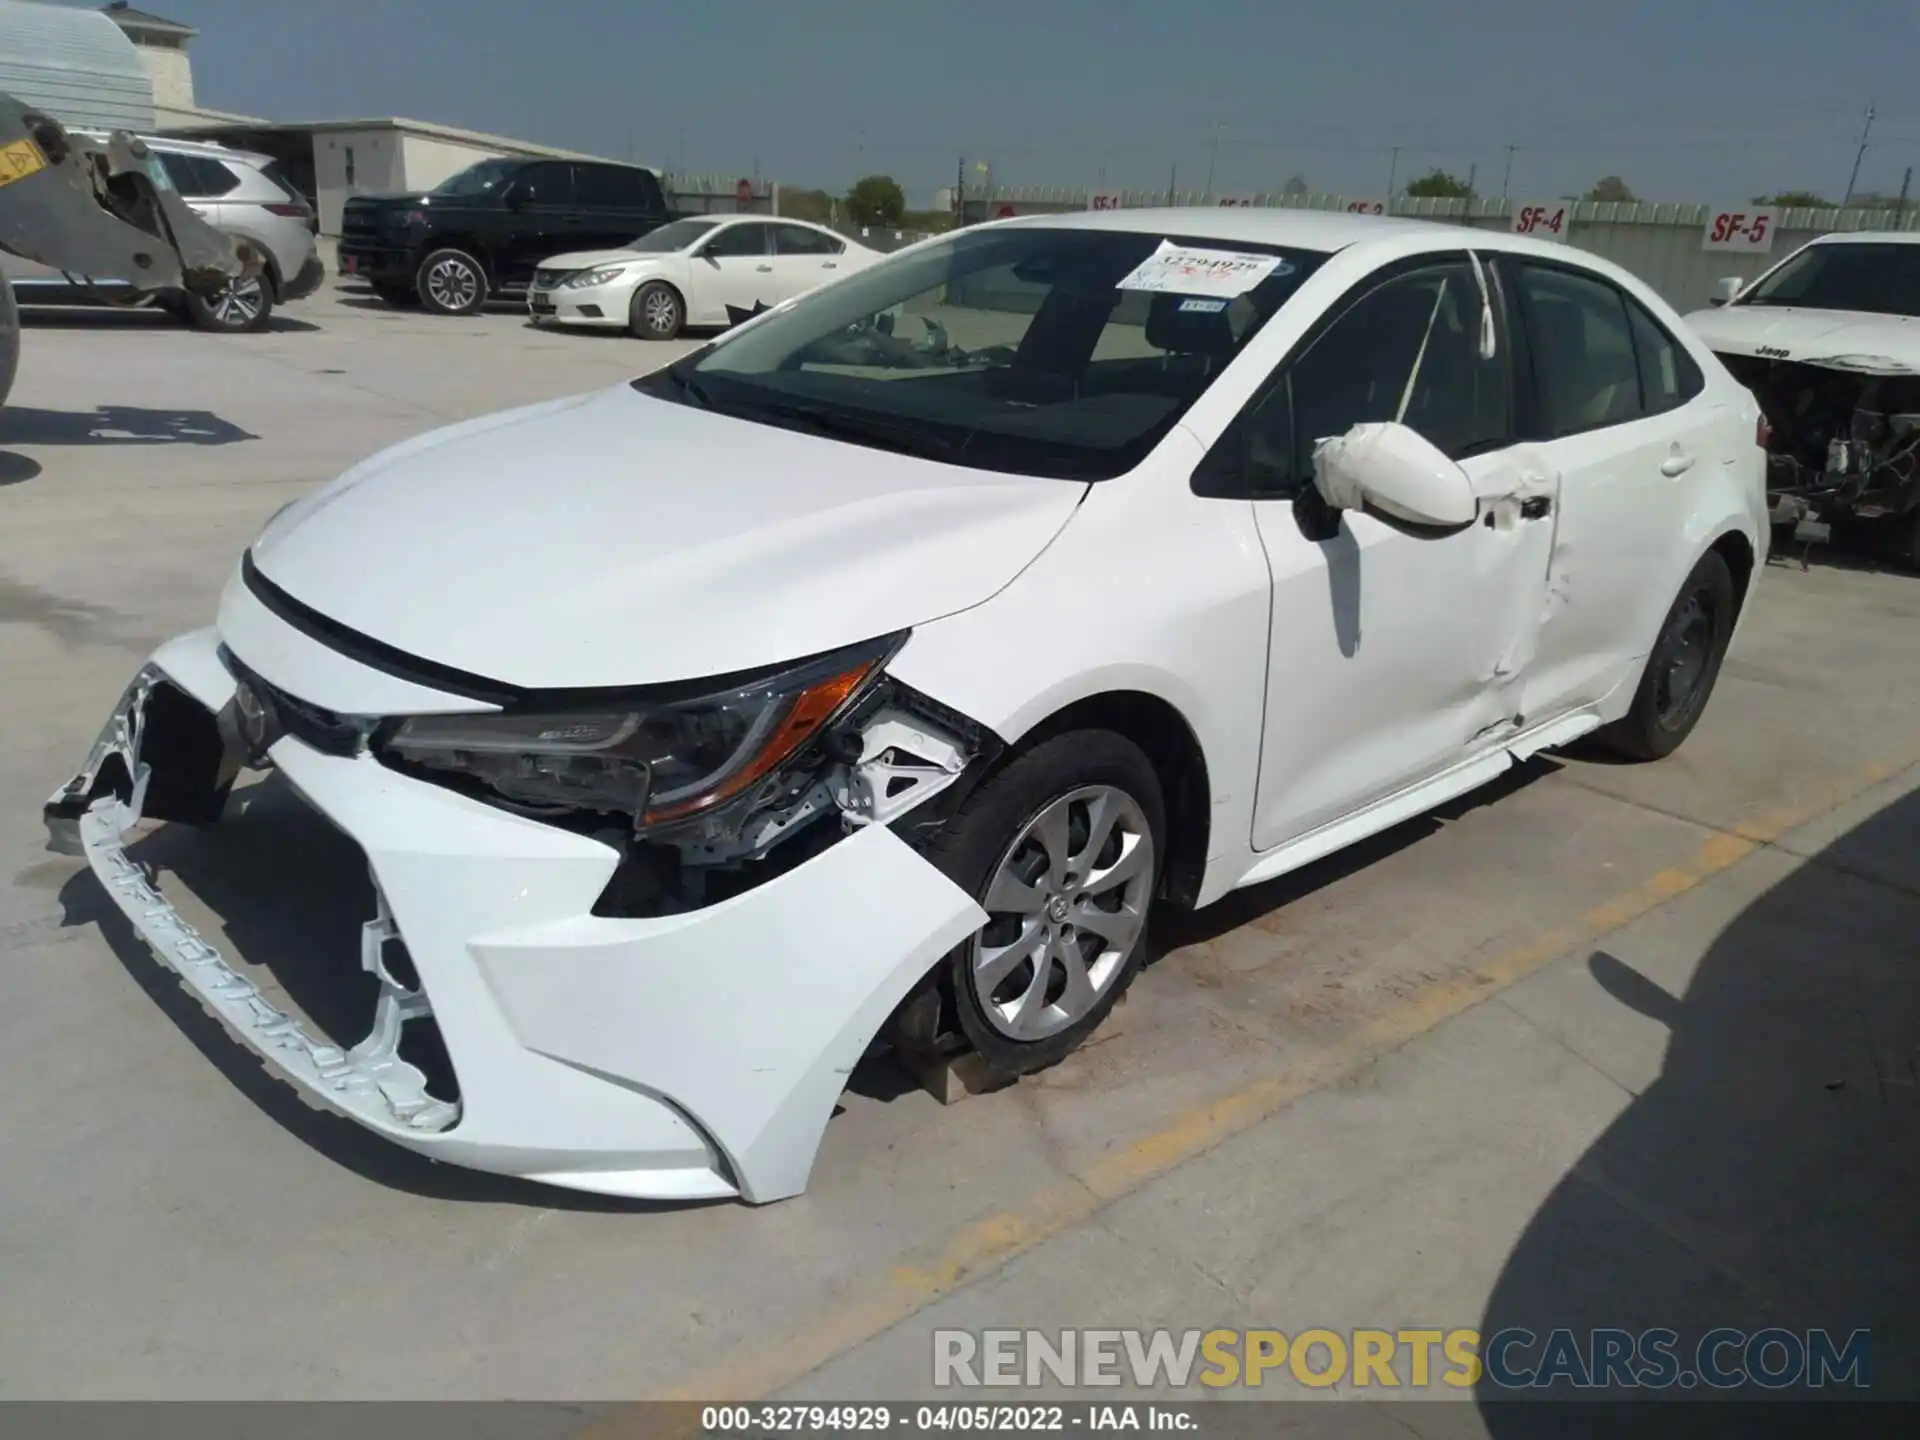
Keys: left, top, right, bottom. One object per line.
{"left": 1843, "top": 101, "right": 1875, "bottom": 206}
{"left": 956, "top": 154, "right": 965, "bottom": 225}
{"left": 1466, "top": 162, "right": 1477, "bottom": 200}
{"left": 676, "top": 125, "right": 686, "bottom": 179}
{"left": 1203, "top": 119, "right": 1225, "bottom": 200}
{"left": 1501, "top": 144, "right": 1516, "bottom": 201}
{"left": 1386, "top": 146, "right": 1400, "bottom": 205}
{"left": 1898, "top": 165, "right": 1913, "bottom": 227}
{"left": 1167, "top": 159, "right": 1179, "bottom": 206}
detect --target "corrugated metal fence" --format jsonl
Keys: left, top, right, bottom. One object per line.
{"left": 0, "top": 0, "right": 155, "bottom": 133}
{"left": 965, "top": 187, "right": 1920, "bottom": 313}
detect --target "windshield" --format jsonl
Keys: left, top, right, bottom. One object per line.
{"left": 1737, "top": 242, "right": 1920, "bottom": 318}
{"left": 628, "top": 218, "right": 719, "bottom": 253}
{"left": 431, "top": 158, "right": 520, "bottom": 197}
{"left": 632, "top": 225, "right": 1328, "bottom": 481}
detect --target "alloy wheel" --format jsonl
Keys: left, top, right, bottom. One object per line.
{"left": 644, "top": 289, "right": 677, "bottom": 334}
{"left": 970, "top": 785, "right": 1154, "bottom": 1042}
{"left": 208, "top": 276, "right": 265, "bottom": 329}
{"left": 426, "top": 257, "right": 480, "bottom": 311}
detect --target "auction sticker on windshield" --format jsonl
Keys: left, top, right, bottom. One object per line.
{"left": 1118, "top": 239, "right": 1288, "bottom": 297}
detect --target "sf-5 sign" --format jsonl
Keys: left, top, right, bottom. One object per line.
{"left": 1703, "top": 208, "right": 1777, "bottom": 253}
{"left": 1511, "top": 201, "right": 1570, "bottom": 241}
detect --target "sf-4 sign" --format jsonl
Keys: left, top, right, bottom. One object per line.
{"left": 1344, "top": 199, "right": 1386, "bottom": 216}
{"left": 1703, "top": 208, "right": 1777, "bottom": 253}
{"left": 1511, "top": 200, "right": 1570, "bottom": 240}
{"left": 1088, "top": 193, "right": 1123, "bottom": 211}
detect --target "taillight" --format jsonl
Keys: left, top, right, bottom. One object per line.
{"left": 1756, "top": 414, "right": 1773, "bottom": 448}
{"left": 264, "top": 202, "right": 311, "bottom": 218}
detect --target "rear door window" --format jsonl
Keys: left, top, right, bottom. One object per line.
{"left": 574, "top": 164, "right": 650, "bottom": 210}
{"left": 1513, "top": 263, "right": 1645, "bottom": 437}
{"left": 1623, "top": 297, "right": 1705, "bottom": 414}
{"left": 159, "top": 153, "right": 239, "bottom": 198}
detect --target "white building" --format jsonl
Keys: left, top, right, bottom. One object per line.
{"left": 0, "top": 0, "right": 154, "bottom": 131}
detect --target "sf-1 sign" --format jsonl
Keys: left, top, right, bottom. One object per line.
{"left": 1345, "top": 199, "right": 1386, "bottom": 216}
{"left": 1703, "top": 208, "right": 1777, "bottom": 253}
{"left": 1511, "top": 200, "right": 1570, "bottom": 241}
{"left": 1089, "top": 193, "right": 1124, "bottom": 211}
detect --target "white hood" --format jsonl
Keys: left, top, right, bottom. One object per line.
{"left": 538, "top": 248, "right": 665, "bottom": 272}
{"left": 1685, "top": 305, "right": 1920, "bottom": 375}
{"left": 250, "top": 387, "right": 1086, "bottom": 691}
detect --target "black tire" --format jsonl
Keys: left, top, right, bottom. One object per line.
{"left": 629, "top": 280, "right": 685, "bottom": 340}
{"left": 372, "top": 282, "right": 420, "bottom": 307}
{"left": 0, "top": 279, "right": 18, "bottom": 410}
{"left": 923, "top": 731, "right": 1166, "bottom": 1077}
{"left": 415, "top": 248, "right": 488, "bottom": 316}
{"left": 1596, "top": 550, "right": 1737, "bottom": 761}
{"left": 183, "top": 273, "right": 274, "bottom": 333}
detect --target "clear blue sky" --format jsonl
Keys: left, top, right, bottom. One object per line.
{"left": 94, "top": 0, "right": 1920, "bottom": 204}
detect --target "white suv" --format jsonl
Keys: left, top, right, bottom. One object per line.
{"left": 5, "top": 135, "right": 322, "bottom": 332}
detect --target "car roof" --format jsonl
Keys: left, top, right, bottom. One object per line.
{"left": 75, "top": 130, "right": 274, "bottom": 168}
{"left": 1802, "top": 229, "right": 1920, "bottom": 247}
{"left": 997, "top": 205, "right": 1470, "bottom": 252}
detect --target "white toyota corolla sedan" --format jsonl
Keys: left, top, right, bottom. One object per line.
{"left": 527, "top": 214, "right": 880, "bottom": 339}
{"left": 48, "top": 209, "right": 1767, "bottom": 1204}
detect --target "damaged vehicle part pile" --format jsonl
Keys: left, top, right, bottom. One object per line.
{"left": 1687, "top": 233, "right": 1920, "bottom": 564}
{"left": 0, "top": 91, "right": 256, "bottom": 407}
{"left": 48, "top": 211, "right": 1766, "bottom": 1203}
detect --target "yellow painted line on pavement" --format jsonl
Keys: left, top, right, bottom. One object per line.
{"left": 589, "top": 747, "right": 1920, "bottom": 1424}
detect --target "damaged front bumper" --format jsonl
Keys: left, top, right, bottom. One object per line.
{"left": 47, "top": 626, "right": 986, "bottom": 1203}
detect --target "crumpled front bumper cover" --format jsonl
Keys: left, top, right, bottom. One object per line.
{"left": 46, "top": 626, "right": 988, "bottom": 1203}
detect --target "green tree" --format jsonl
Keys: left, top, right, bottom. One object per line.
{"left": 1404, "top": 168, "right": 1474, "bottom": 199}
{"left": 1752, "top": 190, "right": 1832, "bottom": 208}
{"left": 1586, "top": 175, "right": 1636, "bottom": 202}
{"left": 846, "top": 174, "right": 907, "bottom": 226}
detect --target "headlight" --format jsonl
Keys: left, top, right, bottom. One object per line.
{"left": 377, "top": 633, "right": 902, "bottom": 830}
{"left": 562, "top": 265, "right": 631, "bottom": 290}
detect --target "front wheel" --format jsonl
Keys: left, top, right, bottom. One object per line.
{"left": 183, "top": 274, "right": 274, "bottom": 333}
{"left": 629, "top": 280, "right": 684, "bottom": 339}
{"left": 925, "top": 731, "right": 1165, "bottom": 1077}
{"left": 1596, "top": 550, "right": 1736, "bottom": 760}
{"left": 416, "top": 249, "right": 488, "bottom": 316}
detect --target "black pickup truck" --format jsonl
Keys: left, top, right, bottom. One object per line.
{"left": 338, "top": 156, "right": 679, "bottom": 315}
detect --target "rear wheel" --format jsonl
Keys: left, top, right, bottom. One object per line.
{"left": 183, "top": 274, "right": 274, "bottom": 333}
{"left": 416, "top": 249, "right": 487, "bottom": 316}
{"left": 1596, "top": 550, "right": 1736, "bottom": 760}
{"left": 924, "top": 731, "right": 1164, "bottom": 1077}
{"left": 372, "top": 282, "right": 419, "bottom": 307}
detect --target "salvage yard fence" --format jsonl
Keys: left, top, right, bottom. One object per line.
{"left": 962, "top": 188, "right": 1920, "bottom": 314}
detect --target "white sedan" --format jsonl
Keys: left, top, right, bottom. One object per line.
{"left": 48, "top": 209, "right": 1766, "bottom": 1204}
{"left": 528, "top": 215, "right": 879, "bottom": 339}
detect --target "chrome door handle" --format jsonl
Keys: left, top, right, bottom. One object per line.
{"left": 756, "top": 264, "right": 773, "bottom": 272}
{"left": 822, "top": 261, "right": 838, "bottom": 269}
{"left": 1660, "top": 451, "right": 1695, "bottom": 477}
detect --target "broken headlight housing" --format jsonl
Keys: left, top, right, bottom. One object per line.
{"left": 375, "top": 632, "right": 902, "bottom": 832}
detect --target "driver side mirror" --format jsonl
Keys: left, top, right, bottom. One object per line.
{"left": 1708, "top": 275, "right": 1743, "bottom": 307}
{"left": 1313, "top": 422, "right": 1478, "bottom": 530}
